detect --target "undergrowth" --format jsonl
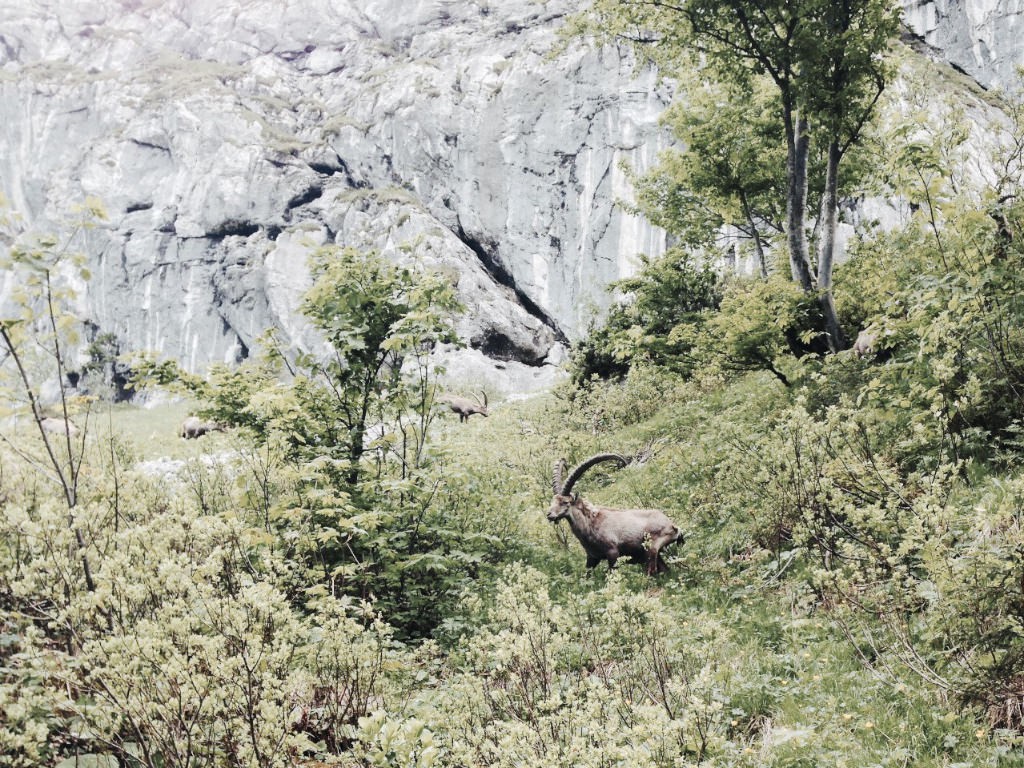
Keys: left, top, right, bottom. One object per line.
{"left": 377, "top": 368, "right": 1024, "bottom": 767}
{"left": 3, "top": 366, "right": 1024, "bottom": 765}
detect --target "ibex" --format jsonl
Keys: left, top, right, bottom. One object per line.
{"left": 438, "top": 391, "right": 488, "bottom": 422}
{"left": 548, "top": 453, "right": 681, "bottom": 576}
{"left": 39, "top": 416, "right": 80, "bottom": 438}
{"left": 180, "top": 416, "right": 224, "bottom": 439}
{"left": 852, "top": 329, "right": 876, "bottom": 358}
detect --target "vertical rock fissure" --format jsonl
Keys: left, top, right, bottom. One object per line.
{"left": 453, "top": 219, "right": 568, "bottom": 347}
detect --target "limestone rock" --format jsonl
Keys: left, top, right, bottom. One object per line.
{"left": 903, "top": 0, "right": 1024, "bottom": 89}
{"left": 0, "top": 0, "right": 671, "bottom": 385}
{"left": 1, "top": 0, "right": 1023, "bottom": 395}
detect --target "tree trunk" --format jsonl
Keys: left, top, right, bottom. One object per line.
{"left": 740, "top": 190, "right": 770, "bottom": 278}
{"left": 785, "top": 109, "right": 816, "bottom": 292}
{"left": 816, "top": 139, "right": 848, "bottom": 352}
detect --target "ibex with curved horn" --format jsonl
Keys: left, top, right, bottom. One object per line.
{"left": 180, "top": 416, "right": 224, "bottom": 440}
{"left": 40, "top": 416, "right": 80, "bottom": 438}
{"left": 439, "top": 391, "right": 489, "bottom": 422}
{"left": 548, "top": 453, "right": 680, "bottom": 575}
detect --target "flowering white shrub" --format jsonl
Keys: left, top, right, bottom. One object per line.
{"left": 383, "top": 565, "right": 731, "bottom": 768}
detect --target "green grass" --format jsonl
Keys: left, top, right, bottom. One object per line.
{"left": 1, "top": 399, "right": 231, "bottom": 467}
{"left": 422, "top": 372, "right": 1024, "bottom": 766}
{"left": 95, "top": 400, "right": 239, "bottom": 461}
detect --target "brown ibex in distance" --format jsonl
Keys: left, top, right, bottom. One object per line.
{"left": 852, "top": 329, "right": 877, "bottom": 358}
{"left": 438, "top": 391, "right": 488, "bottom": 422}
{"left": 180, "top": 416, "right": 224, "bottom": 439}
{"left": 39, "top": 416, "right": 80, "bottom": 438}
{"left": 548, "top": 453, "right": 681, "bottom": 576}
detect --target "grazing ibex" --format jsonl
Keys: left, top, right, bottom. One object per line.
{"left": 39, "top": 416, "right": 80, "bottom": 438}
{"left": 439, "top": 391, "right": 488, "bottom": 422}
{"left": 180, "top": 416, "right": 224, "bottom": 439}
{"left": 548, "top": 453, "right": 681, "bottom": 576}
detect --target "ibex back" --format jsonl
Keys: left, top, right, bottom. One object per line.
{"left": 438, "top": 391, "right": 488, "bottom": 422}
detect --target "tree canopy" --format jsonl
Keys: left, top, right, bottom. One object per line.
{"left": 573, "top": 0, "right": 900, "bottom": 352}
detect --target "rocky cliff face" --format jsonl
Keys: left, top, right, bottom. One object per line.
{"left": 903, "top": 0, "right": 1024, "bottom": 89}
{"left": 0, "top": 0, "right": 669, "bottom": 389}
{"left": 1, "top": 0, "right": 1022, "bottom": 393}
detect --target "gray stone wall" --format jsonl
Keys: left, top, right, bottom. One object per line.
{"left": 0, "top": 0, "right": 670, "bottom": 375}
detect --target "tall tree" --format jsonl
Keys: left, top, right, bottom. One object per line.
{"left": 299, "top": 246, "right": 461, "bottom": 488}
{"left": 575, "top": 0, "right": 899, "bottom": 352}
{"left": 633, "top": 75, "right": 789, "bottom": 278}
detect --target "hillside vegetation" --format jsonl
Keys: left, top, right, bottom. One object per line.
{"left": 6, "top": 2, "right": 1024, "bottom": 766}
{"left": 4, "top": 202, "right": 1024, "bottom": 764}
{"left": 3, "top": 345, "right": 1024, "bottom": 766}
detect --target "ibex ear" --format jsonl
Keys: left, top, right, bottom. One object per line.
{"left": 571, "top": 492, "right": 579, "bottom": 503}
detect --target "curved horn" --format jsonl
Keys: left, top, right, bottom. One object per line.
{"left": 552, "top": 458, "right": 568, "bottom": 494}
{"left": 481, "top": 390, "right": 488, "bottom": 408}
{"left": 561, "top": 453, "right": 629, "bottom": 496}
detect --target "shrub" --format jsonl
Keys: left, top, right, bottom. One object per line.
{"left": 570, "top": 249, "right": 721, "bottom": 384}
{"left": 557, "top": 364, "right": 687, "bottom": 435}
{"left": 394, "top": 565, "right": 734, "bottom": 767}
{"left": 703, "top": 276, "right": 824, "bottom": 387}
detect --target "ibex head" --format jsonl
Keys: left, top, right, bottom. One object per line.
{"left": 473, "top": 390, "right": 488, "bottom": 416}
{"left": 547, "top": 493, "right": 576, "bottom": 521}
{"left": 547, "top": 453, "right": 628, "bottom": 521}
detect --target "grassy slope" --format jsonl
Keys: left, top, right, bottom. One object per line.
{"left": 423, "top": 373, "right": 1022, "bottom": 766}
{"left": 33, "top": 376, "right": 1016, "bottom": 765}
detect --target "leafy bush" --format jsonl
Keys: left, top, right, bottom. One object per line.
{"left": 716, "top": 392, "right": 1024, "bottom": 729}
{"left": 408, "top": 565, "right": 733, "bottom": 767}
{"left": 827, "top": 195, "right": 1024, "bottom": 467}
{"left": 570, "top": 249, "right": 721, "bottom": 383}
{"left": 572, "top": 256, "right": 829, "bottom": 391}
{"left": 558, "top": 364, "right": 688, "bottom": 435}
{"left": 0, "top": 453, "right": 404, "bottom": 767}
{"left": 703, "top": 275, "right": 824, "bottom": 386}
